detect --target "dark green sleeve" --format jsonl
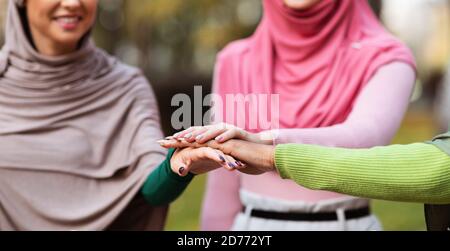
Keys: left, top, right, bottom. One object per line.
{"left": 141, "top": 148, "right": 194, "bottom": 206}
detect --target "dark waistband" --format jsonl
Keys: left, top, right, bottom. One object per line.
{"left": 242, "top": 206, "right": 371, "bottom": 222}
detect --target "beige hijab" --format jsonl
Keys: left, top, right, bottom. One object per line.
{"left": 0, "top": 0, "right": 168, "bottom": 230}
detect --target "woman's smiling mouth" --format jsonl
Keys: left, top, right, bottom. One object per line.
{"left": 53, "top": 15, "right": 83, "bottom": 31}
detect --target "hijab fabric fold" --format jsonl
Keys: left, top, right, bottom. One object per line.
{"left": 215, "top": 0, "right": 416, "bottom": 131}
{"left": 0, "top": 0, "right": 166, "bottom": 230}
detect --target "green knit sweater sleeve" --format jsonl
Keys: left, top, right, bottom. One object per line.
{"left": 274, "top": 143, "right": 450, "bottom": 204}
{"left": 141, "top": 148, "right": 194, "bottom": 206}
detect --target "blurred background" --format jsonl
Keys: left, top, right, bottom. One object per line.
{"left": 1, "top": 0, "right": 449, "bottom": 231}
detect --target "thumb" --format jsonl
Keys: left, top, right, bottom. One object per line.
{"left": 170, "top": 149, "right": 192, "bottom": 177}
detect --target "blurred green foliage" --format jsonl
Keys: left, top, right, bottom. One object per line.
{"left": 94, "top": 0, "right": 261, "bottom": 79}
{"left": 92, "top": 0, "right": 264, "bottom": 136}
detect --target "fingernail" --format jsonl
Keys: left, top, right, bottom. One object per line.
{"left": 174, "top": 133, "right": 180, "bottom": 138}
{"left": 185, "top": 134, "right": 192, "bottom": 139}
{"left": 196, "top": 135, "right": 203, "bottom": 140}
{"left": 157, "top": 140, "right": 166, "bottom": 145}
{"left": 219, "top": 155, "right": 226, "bottom": 162}
{"left": 216, "top": 136, "right": 223, "bottom": 142}
{"left": 228, "top": 162, "right": 236, "bottom": 169}
{"left": 236, "top": 161, "right": 243, "bottom": 167}
{"left": 165, "top": 136, "right": 174, "bottom": 140}
{"left": 179, "top": 167, "right": 185, "bottom": 175}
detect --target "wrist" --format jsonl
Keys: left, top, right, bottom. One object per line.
{"left": 265, "top": 145, "right": 276, "bottom": 172}
{"left": 252, "top": 131, "right": 275, "bottom": 145}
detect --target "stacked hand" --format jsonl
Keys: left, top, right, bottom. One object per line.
{"left": 169, "top": 146, "right": 245, "bottom": 177}
{"left": 159, "top": 123, "right": 276, "bottom": 176}
{"left": 172, "top": 123, "right": 275, "bottom": 145}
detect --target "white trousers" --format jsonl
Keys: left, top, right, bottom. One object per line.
{"left": 231, "top": 190, "right": 383, "bottom": 231}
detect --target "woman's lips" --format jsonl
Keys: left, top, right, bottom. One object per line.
{"left": 54, "top": 16, "right": 82, "bottom": 31}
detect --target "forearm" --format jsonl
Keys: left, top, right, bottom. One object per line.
{"left": 275, "top": 143, "right": 450, "bottom": 204}
{"left": 141, "top": 148, "right": 194, "bottom": 206}
{"left": 273, "top": 62, "right": 415, "bottom": 148}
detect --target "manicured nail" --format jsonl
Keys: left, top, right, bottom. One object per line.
{"left": 236, "top": 161, "right": 243, "bottom": 167}
{"left": 185, "top": 134, "right": 192, "bottom": 139}
{"left": 179, "top": 167, "right": 185, "bottom": 175}
{"left": 174, "top": 133, "right": 180, "bottom": 138}
{"left": 219, "top": 155, "right": 226, "bottom": 162}
{"left": 196, "top": 135, "right": 203, "bottom": 140}
{"left": 216, "top": 136, "right": 223, "bottom": 142}
{"left": 228, "top": 162, "right": 236, "bottom": 169}
{"left": 157, "top": 140, "right": 166, "bottom": 145}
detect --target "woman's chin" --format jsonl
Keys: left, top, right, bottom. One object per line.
{"left": 51, "top": 34, "right": 84, "bottom": 49}
{"left": 283, "top": 0, "right": 321, "bottom": 10}
{"left": 49, "top": 25, "right": 87, "bottom": 46}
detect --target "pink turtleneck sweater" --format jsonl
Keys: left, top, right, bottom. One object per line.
{"left": 201, "top": 62, "right": 416, "bottom": 230}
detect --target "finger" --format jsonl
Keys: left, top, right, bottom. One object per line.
{"left": 185, "top": 127, "right": 209, "bottom": 143}
{"left": 183, "top": 147, "right": 228, "bottom": 175}
{"left": 203, "top": 140, "right": 225, "bottom": 151}
{"left": 170, "top": 149, "right": 191, "bottom": 177}
{"left": 195, "top": 127, "right": 227, "bottom": 144}
{"left": 199, "top": 147, "right": 231, "bottom": 168}
{"left": 158, "top": 139, "right": 182, "bottom": 148}
{"left": 158, "top": 139, "right": 205, "bottom": 149}
{"left": 174, "top": 127, "right": 199, "bottom": 139}
{"left": 158, "top": 138, "right": 185, "bottom": 146}
{"left": 222, "top": 154, "right": 240, "bottom": 171}
{"left": 212, "top": 149, "right": 230, "bottom": 168}
{"left": 226, "top": 154, "right": 245, "bottom": 171}
{"left": 215, "top": 129, "right": 239, "bottom": 143}
{"left": 173, "top": 128, "right": 190, "bottom": 138}
{"left": 234, "top": 159, "right": 246, "bottom": 170}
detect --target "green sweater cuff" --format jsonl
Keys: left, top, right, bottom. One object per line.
{"left": 164, "top": 148, "right": 195, "bottom": 182}
{"left": 141, "top": 148, "right": 194, "bottom": 206}
{"left": 275, "top": 144, "right": 299, "bottom": 180}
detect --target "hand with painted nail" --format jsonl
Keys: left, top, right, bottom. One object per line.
{"left": 171, "top": 123, "right": 274, "bottom": 145}
{"left": 169, "top": 147, "right": 245, "bottom": 177}
{"left": 160, "top": 139, "right": 275, "bottom": 175}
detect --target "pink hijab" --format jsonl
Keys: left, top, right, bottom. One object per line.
{"left": 214, "top": 0, "right": 416, "bottom": 131}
